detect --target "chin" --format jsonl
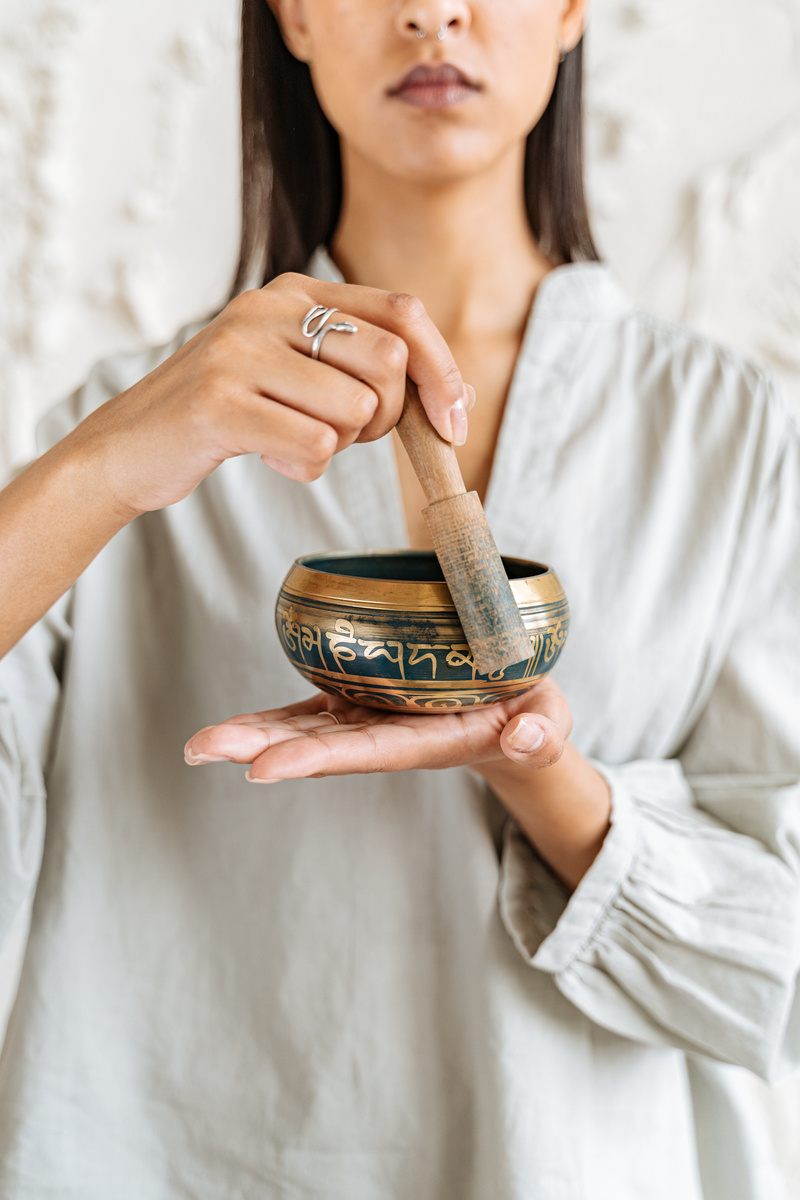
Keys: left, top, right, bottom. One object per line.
{"left": 374, "top": 128, "right": 501, "bottom": 186}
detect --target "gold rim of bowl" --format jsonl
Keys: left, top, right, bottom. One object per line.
{"left": 284, "top": 550, "right": 566, "bottom": 612}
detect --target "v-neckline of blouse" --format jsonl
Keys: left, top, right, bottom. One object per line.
{"left": 306, "top": 247, "right": 628, "bottom": 551}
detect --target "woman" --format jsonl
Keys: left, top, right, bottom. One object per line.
{"left": 1, "top": 1, "right": 798, "bottom": 1196}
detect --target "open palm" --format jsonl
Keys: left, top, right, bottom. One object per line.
{"left": 184, "top": 678, "right": 572, "bottom": 783}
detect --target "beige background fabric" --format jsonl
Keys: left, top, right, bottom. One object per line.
{"left": 1, "top": 0, "right": 799, "bottom": 1187}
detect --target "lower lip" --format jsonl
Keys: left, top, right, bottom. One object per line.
{"left": 392, "top": 82, "right": 479, "bottom": 111}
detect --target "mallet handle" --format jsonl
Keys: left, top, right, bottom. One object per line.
{"left": 395, "top": 379, "right": 466, "bottom": 506}
{"left": 395, "top": 378, "right": 533, "bottom": 675}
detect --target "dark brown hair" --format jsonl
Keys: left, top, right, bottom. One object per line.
{"left": 232, "top": 2, "right": 599, "bottom": 293}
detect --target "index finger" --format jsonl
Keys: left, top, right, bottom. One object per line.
{"left": 278, "top": 276, "right": 468, "bottom": 444}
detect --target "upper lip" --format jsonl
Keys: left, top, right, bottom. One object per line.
{"left": 388, "top": 63, "right": 480, "bottom": 94}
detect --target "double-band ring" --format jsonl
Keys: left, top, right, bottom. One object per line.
{"left": 319, "top": 710, "right": 341, "bottom": 726}
{"left": 302, "top": 305, "right": 359, "bottom": 361}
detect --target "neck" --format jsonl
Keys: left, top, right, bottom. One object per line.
{"left": 330, "top": 142, "right": 553, "bottom": 342}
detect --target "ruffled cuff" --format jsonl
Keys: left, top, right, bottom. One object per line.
{"left": 498, "top": 759, "right": 639, "bottom": 969}
{"left": 498, "top": 760, "right": 800, "bottom": 1078}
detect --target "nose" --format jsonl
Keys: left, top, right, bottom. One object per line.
{"left": 396, "top": 2, "right": 471, "bottom": 42}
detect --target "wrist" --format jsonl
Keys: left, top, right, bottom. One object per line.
{"left": 0, "top": 428, "right": 136, "bottom": 657}
{"left": 474, "top": 744, "right": 612, "bottom": 891}
{"left": 62, "top": 411, "right": 147, "bottom": 524}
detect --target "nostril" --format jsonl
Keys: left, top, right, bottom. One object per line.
{"left": 438, "top": 18, "right": 465, "bottom": 41}
{"left": 402, "top": 14, "right": 466, "bottom": 41}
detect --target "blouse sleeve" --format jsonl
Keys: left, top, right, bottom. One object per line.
{"left": 0, "top": 323, "right": 205, "bottom": 948}
{"left": 498, "top": 394, "right": 800, "bottom": 1083}
{"left": 0, "top": 595, "right": 71, "bottom": 945}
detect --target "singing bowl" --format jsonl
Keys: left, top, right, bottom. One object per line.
{"left": 275, "top": 551, "right": 569, "bottom": 713}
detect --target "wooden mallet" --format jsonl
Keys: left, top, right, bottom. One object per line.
{"left": 396, "top": 378, "right": 532, "bottom": 675}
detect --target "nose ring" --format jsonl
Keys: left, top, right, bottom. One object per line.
{"left": 414, "top": 23, "right": 449, "bottom": 40}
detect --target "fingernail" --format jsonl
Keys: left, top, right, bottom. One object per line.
{"left": 464, "top": 384, "right": 476, "bottom": 412}
{"left": 450, "top": 398, "right": 468, "bottom": 446}
{"left": 506, "top": 717, "right": 545, "bottom": 753}
{"left": 245, "top": 770, "right": 279, "bottom": 785}
{"left": 185, "top": 750, "right": 234, "bottom": 765}
{"left": 262, "top": 456, "right": 298, "bottom": 479}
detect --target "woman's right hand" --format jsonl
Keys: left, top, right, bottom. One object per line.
{"left": 69, "top": 273, "right": 470, "bottom": 519}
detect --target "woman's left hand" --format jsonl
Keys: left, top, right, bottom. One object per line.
{"left": 184, "top": 677, "right": 571, "bottom": 781}
{"left": 185, "top": 678, "right": 611, "bottom": 889}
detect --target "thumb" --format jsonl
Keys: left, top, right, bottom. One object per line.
{"left": 500, "top": 714, "right": 565, "bottom": 769}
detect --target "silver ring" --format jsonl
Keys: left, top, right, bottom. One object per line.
{"left": 301, "top": 305, "right": 358, "bottom": 362}
{"left": 311, "top": 321, "right": 358, "bottom": 361}
{"left": 302, "top": 305, "right": 338, "bottom": 338}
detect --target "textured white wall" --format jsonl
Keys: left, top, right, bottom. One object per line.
{"left": 1, "top": 0, "right": 799, "bottom": 1187}
{"left": 0, "top": 0, "right": 241, "bottom": 469}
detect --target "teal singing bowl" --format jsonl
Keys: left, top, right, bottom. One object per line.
{"left": 275, "top": 550, "right": 569, "bottom": 713}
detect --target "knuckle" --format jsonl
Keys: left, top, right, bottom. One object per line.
{"left": 364, "top": 727, "right": 387, "bottom": 773}
{"left": 377, "top": 332, "right": 409, "bottom": 375}
{"left": 349, "top": 386, "right": 379, "bottom": 427}
{"left": 306, "top": 422, "right": 338, "bottom": 465}
{"left": 437, "top": 359, "right": 463, "bottom": 391}
{"left": 220, "top": 288, "right": 264, "bottom": 328}
{"left": 283, "top": 459, "right": 318, "bottom": 483}
{"left": 226, "top": 287, "right": 258, "bottom": 314}
{"left": 263, "top": 271, "right": 308, "bottom": 302}
{"left": 298, "top": 461, "right": 329, "bottom": 483}
{"left": 386, "top": 291, "right": 427, "bottom": 325}
{"left": 280, "top": 271, "right": 307, "bottom": 290}
{"left": 202, "top": 318, "right": 242, "bottom": 363}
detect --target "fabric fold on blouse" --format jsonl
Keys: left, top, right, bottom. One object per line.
{"left": 500, "top": 763, "right": 800, "bottom": 1081}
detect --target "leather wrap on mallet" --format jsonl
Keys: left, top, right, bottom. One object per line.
{"left": 396, "top": 379, "right": 532, "bottom": 675}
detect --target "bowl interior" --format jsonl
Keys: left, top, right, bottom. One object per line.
{"left": 298, "top": 550, "right": 547, "bottom": 586}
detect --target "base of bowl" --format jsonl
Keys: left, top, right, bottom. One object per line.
{"left": 289, "top": 663, "right": 549, "bottom": 713}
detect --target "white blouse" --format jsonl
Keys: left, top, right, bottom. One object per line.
{"left": 1, "top": 249, "right": 799, "bottom": 1200}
